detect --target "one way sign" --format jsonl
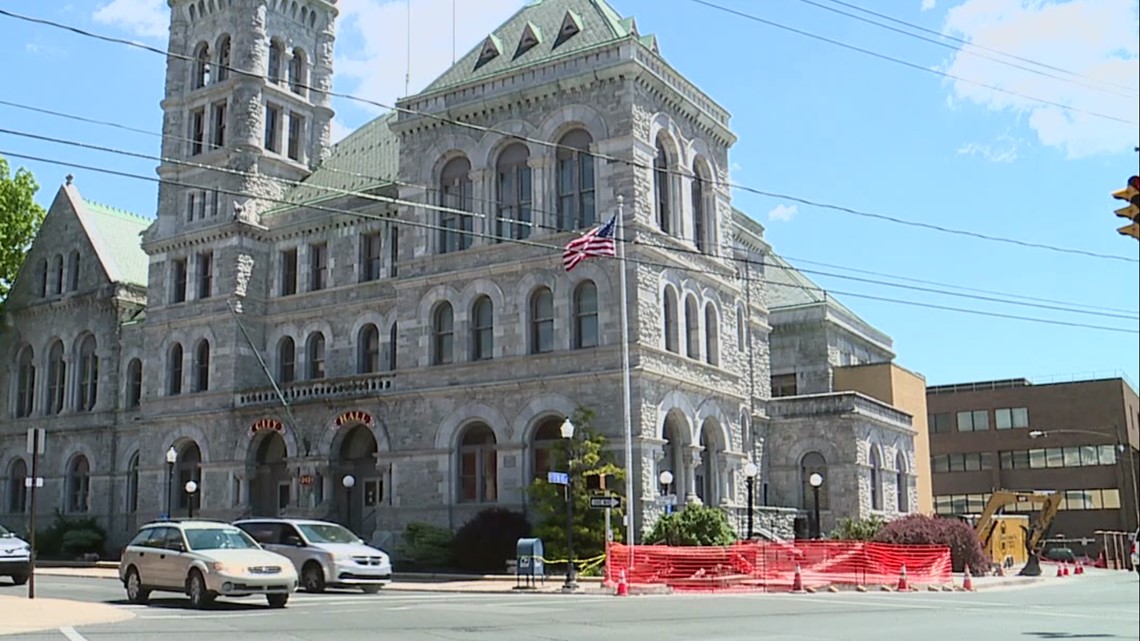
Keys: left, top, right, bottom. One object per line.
{"left": 589, "top": 495, "right": 622, "bottom": 509}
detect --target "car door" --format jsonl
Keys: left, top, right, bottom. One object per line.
{"left": 269, "top": 523, "right": 308, "bottom": 572}
{"left": 163, "top": 528, "right": 195, "bottom": 588}
{"left": 149, "top": 527, "right": 186, "bottom": 588}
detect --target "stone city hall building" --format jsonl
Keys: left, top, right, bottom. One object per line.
{"left": 0, "top": 0, "right": 931, "bottom": 550}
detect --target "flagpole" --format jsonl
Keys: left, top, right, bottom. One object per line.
{"left": 616, "top": 195, "right": 635, "bottom": 550}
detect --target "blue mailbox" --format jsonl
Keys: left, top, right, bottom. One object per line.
{"left": 515, "top": 537, "right": 545, "bottom": 589}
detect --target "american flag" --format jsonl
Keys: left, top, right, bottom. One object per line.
{"left": 562, "top": 214, "right": 617, "bottom": 271}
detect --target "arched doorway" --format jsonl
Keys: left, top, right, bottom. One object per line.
{"left": 250, "top": 431, "right": 288, "bottom": 517}
{"left": 697, "top": 418, "right": 724, "bottom": 505}
{"left": 335, "top": 424, "right": 379, "bottom": 534}
{"left": 172, "top": 442, "right": 201, "bottom": 518}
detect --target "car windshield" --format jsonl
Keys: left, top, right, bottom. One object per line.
{"left": 184, "top": 527, "right": 261, "bottom": 551}
{"left": 0, "top": 523, "right": 11, "bottom": 537}
{"left": 296, "top": 523, "right": 362, "bottom": 545}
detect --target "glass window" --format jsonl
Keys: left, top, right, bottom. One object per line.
{"left": 929, "top": 413, "right": 952, "bottom": 434}
{"left": 1028, "top": 449, "right": 1046, "bottom": 469}
{"left": 948, "top": 454, "right": 965, "bottom": 472}
{"left": 956, "top": 411, "right": 973, "bottom": 431}
{"left": 980, "top": 452, "right": 994, "bottom": 470}
{"left": 995, "top": 408, "right": 1012, "bottom": 429}
{"left": 1101, "top": 488, "right": 1121, "bottom": 509}
{"left": 1011, "top": 407, "right": 1029, "bottom": 427}
{"left": 964, "top": 454, "right": 981, "bottom": 472}
{"left": 184, "top": 527, "right": 260, "bottom": 551}
{"left": 931, "top": 455, "right": 949, "bottom": 473}
{"left": 1062, "top": 447, "right": 1081, "bottom": 467}
{"left": 999, "top": 451, "right": 1013, "bottom": 470}
{"left": 1080, "top": 445, "right": 1099, "bottom": 466}
{"left": 1011, "top": 450, "right": 1029, "bottom": 469}
{"left": 1097, "top": 445, "right": 1117, "bottom": 466}
{"left": 1045, "top": 448, "right": 1064, "bottom": 468}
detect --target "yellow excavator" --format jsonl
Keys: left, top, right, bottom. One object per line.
{"left": 974, "top": 490, "right": 1062, "bottom": 577}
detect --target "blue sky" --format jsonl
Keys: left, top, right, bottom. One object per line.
{"left": 1, "top": 0, "right": 1137, "bottom": 388}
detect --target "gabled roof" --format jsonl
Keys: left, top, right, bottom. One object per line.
{"left": 68, "top": 185, "right": 151, "bottom": 288}
{"left": 268, "top": 111, "right": 400, "bottom": 216}
{"left": 422, "top": 0, "right": 642, "bottom": 94}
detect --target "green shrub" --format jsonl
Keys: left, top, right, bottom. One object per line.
{"left": 644, "top": 504, "right": 737, "bottom": 547}
{"left": 831, "top": 515, "right": 887, "bottom": 541}
{"left": 34, "top": 511, "right": 107, "bottom": 559}
{"left": 396, "top": 522, "right": 454, "bottom": 569}
{"left": 450, "top": 508, "right": 531, "bottom": 574}
{"left": 872, "top": 514, "right": 989, "bottom": 573}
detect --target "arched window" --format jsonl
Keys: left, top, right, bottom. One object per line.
{"left": 896, "top": 451, "right": 909, "bottom": 512}
{"left": 289, "top": 48, "right": 306, "bottom": 95}
{"left": 663, "top": 286, "right": 679, "bottom": 353}
{"left": 471, "top": 296, "right": 494, "bottom": 361}
{"left": 53, "top": 255, "right": 64, "bottom": 295}
{"left": 573, "top": 280, "right": 598, "bottom": 349}
{"left": 16, "top": 345, "right": 35, "bottom": 418}
{"left": 556, "top": 129, "right": 595, "bottom": 230}
{"left": 6, "top": 458, "right": 27, "bottom": 513}
{"left": 736, "top": 303, "right": 746, "bottom": 347}
{"left": 77, "top": 334, "right": 98, "bottom": 411}
{"left": 530, "top": 418, "right": 561, "bottom": 480}
{"left": 277, "top": 337, "right": 296, "bottom": 383}
{"left": 306, "top": 333, "right": 325, "bottom": 379}
{"left": 194, "top": 340, "right": 210, "bottom": 392}
{"left": 530, "top": 287, "right": 554, "bottom": 354}
{"left": 268, "top": 40, "right": 283, "bottom": 83}
{"left": 704, "top": 303, "right": 719, "bottom": 366}
{"left": 692, "top": 162, "right": 706, "bottom": 252}
{"left": 458, "top": 423, "right": 497, "bottom": 503}
{"left": 193, "top": 42, "right": 211, "bottom": 88}
{"left": 67, "top": 454, "right": 91, "bottom": 513}
{"left": 358, "top": 324, "right": 380, "bottom": 374}
{"left": 126, "top": 358, "right": 143, "bottom": 408}
{"left": 684, "top": 295, "right": 700, "bottom": 359}
{"left": 495, "top": 143, "right": 532, "bottom": 241}
{"left": 37, "top": 258, "right": 48, "bottom": 297}
{"left": 654, "top": 136, "right": 671, "bottom": 233}
{"left": 216, "top": 35, "right": 231, "bottom": 81}
{"left": 175, "top": 442, "right": 202, "bottom": 511}
{"left": 46, "top": 340, "right": 66, "bottom": 414}
{"left": 126, "top": 452, "right": 140, "bottom": 513}
{"left": 67, "top": 250, "right": 80, "bottom": 291}
{"left": 432, "top": 303, "right": 454, "bottom": 365}
{"left": 439, "top": 157, "right": 473, "bottom": 253}
{"left": 801, "top": 451, "right": 828, "bottom": 510}
{"left": 869, "top": 446, "right": 883, "bottom": 511}
{"left": 387, "top": 322, "right": 398, "bottom": 371}
{"left": 168, "top": 344, "right": 183, "bottom": 395}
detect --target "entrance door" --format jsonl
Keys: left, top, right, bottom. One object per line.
{"left": 251, "top": 431, "right": 288, "bottom": 516}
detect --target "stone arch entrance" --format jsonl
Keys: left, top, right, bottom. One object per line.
{"left": 333, "top": 423, "right": 380, "bottom": 534}
{"left": 171, "top": 441, "right": 201, "bottom": 518}
{"left": 250, "top": 430, "right": 289, "bottom": 517}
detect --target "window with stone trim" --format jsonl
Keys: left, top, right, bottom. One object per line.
{"left": 280, "top": 248, "right": 298, "bottom": 296}
{"left": 800, "top": 451, "right": 828, "bottom": 510}
{"left": 306, "top": 333, "right": 326, "bottom": 379}
{"left": 684, "top": 294, "right": 700, "bottom": 359}
{"left": 264, "top": 104, "right": 282, "bottom": 153}
{"left": 704, "top": 303, "right": 719, "bottom": 366}
{"left": 361, "top": 232, "right": 382, "bottom": 282}
{"left": 530, "top": 418, "right": 561, "bottom": 481}
{"left": 211, "top": 102, "right": 227, "bottom": 149}
{"left": 171, "top": 258, "right": 188, "bottom": 303}
{"left": 495, "top": 143, "right": 533, "bottom": 241}
{"left": 215, "top": 35, "right": 231, "bottom": 82}
{"left": 67, "top": 250, "right": 80, "bottom": 291}
{"left": 278, "top": 337, "right": 296, "bottom": 383}
{"left": 193, "top": 340, "right": 210, "bottom": 393}
{"left": 772, "top": 373, "right": 797, "bottom": 397}
{"left": 287, "top": 112, "right": 305, "bottom": 161}
{"left": 432, "top": 302, "right": 455, "bottom": 365}
{"left": 309, "top": 242, "right": 327, "bottom": 291}
{"left": 869, "top": 447, "right": 883, "bottom": 511}
{"left": 67, "top": 454, "right": 91, "bottom": 513}
{"left": 289, "top": 48, "right": 307, "bottom": 95}
{"left": 556, "top": 129, "right": 595, "bottom": 231}
{"left": 439, "top": 156, "right": 474, "bottom": 253}
{"left": 193, "top": 42, "right": 210, "bottom": 89}
{"left": 126, "top": 452, "right": 140, "bottom": 513}
{"left": 77, "top": 334, "right": 98, "bottom": 412}
{"left": 268, "top": 40, "right": 283, "bottom": 84}
{"left": 896, "top": 452, "right": 908, "bottom": 512}
{"left": 662, "top": 285, "right": 679, "bottom": 353}
{"left": 358, "top": 324, "right": 380, "bottom": 374}
{"left": 126, "top": 358, "right": 143, "bottom": 408}
{"left": 37, "top": 258, "right": 48, "bottom": 297}
{"left": 6, "top": 458, "right": 28, "bottom": 513}
{"left": 572, "top": 280, "right": 598, "bottom": 349}
{"left": 53, "top": 254, "right": 63, "bottom": 295}
{"left": 458, "top": 423, "right": 497, "bottom": 503}
{"left": 529, "top": 287, "right": 554, "bottom": 354}
{"left": 168, "top": 343, "right": 183, "bottom": 396}
{"left": 654, "top": 136, "right": 671, "bottom": 233}
{"left": 15, "top": 345, "right": 35, "bottom": 418}
{"left": 46, "top": 340, "right": 65, "bottom": 414}
{"left": 692, "top": 159, "right": 711, "bottom": 253}
{"left": 197, "top": 251, "right": 213, "bottom": 299}
{"left": 190, "top": 107, "right": 206, "bottom": 156}
{"left": 387, "top": 322, "right": 398, "bottom": 371}
{"left": 471, "top": 296, "right": 494, "bottom": 361}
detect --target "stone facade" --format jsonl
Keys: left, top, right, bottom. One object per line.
{"left": 0, "top": 0, "right": 918, "bottom": 552}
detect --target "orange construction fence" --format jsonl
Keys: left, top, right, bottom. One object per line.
{"left": 606, "top": 540, "right": 952, "bottom": 592}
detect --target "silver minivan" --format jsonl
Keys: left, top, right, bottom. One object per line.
{"left": 234, "top": 519, "right": 392, "bottom": 593}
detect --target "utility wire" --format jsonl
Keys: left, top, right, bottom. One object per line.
{"left": 3, "top": 145, "right": 1136, "bottom": 336}
{"left": 4, "top": 95, "right": 1135, "bottom": 319}
{"left": 816, "top": 0, "right": 1140, "bottom": 94}
{"left": 5, "top": 123, "right": 1137, "bottom": 323}
{"left": 686, "top": 0, "right": 1138, "bottom": 124}
{"left": 791, "top": 0, "right": 1137, "bottom": 98}
{"left": 2, "top": 7, "right": 1136, "bottom": 264}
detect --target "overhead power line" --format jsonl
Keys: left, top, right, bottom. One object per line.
{"left": 2, "top": 143, "right": 1136, "bottom": 336}
{"left": 1, "top": 8, "right": 1136, "bottom": 265}
{"left": 4, "top": 122, "right": 1138, "bottom": 323}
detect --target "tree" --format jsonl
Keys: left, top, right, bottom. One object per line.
{"left": 527, "top": 406, "right": 626, "bottom": 573}
{"left": 0, "top": 155, "right": 47, "bottom": 305}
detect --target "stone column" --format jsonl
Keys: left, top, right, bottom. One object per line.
{"left": 469, "top": 168, "right": 491, "bottom": 247}
{"left": 527, "top": 155, "right": 553, "bottom": 234}
{"left": 684, "top": 445, "right": 703, "bottom": 504}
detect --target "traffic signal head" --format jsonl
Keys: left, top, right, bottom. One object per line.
{"left": 1112, "top": 176, "right": 1140, "bottom": 240}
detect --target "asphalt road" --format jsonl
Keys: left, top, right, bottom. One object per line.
{"left": 3, "top": 571, "right": 1138, "bottom": 641}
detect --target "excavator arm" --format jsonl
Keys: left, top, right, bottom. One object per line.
{"left": 974, "top": 490, "right": 1062, "bottom": 576}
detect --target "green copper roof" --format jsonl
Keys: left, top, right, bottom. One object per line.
{"left": 269, "top": 111, "right": 400, "bottom": 216}
{"left": 79, "top": 199, "right": 151, "bottom": 287}
{"left": 422, "top": 0, "right": 638, "bottom": 94}
{"left": 765, "top": 253, "right": 859, "bottom": 320}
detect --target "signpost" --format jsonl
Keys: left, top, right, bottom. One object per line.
{"left": 25, "top": 427, "right": 45, "bottom": 600}
{"left": 589, "top": 494, "right": 622, "bottom": 543}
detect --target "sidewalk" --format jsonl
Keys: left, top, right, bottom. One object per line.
{"left": 0, "top": 594, "right": 134, "bottom": 636}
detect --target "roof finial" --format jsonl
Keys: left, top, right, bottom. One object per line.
{"left": 65, "top": 174, "right": 74, "bottom": 186}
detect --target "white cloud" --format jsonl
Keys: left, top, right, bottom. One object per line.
{"left": 922, "top": 0, "right": 937, "bottom": 11}
{"left": 767, "top": 204, "right": 798, "bottom": 223}
{"left": 939, "top": 0, "right": 1139, "bottom": 159}
{"left": 330, "top": 117, "right": 353, "bottom": 144}
{"left": 335, "top": 0, "right": 526, "bottom": 114}
{"left": 92, "top": 0, "right": 168, "bottom": 39}
{"left": 956, "top": 133, "right": 1021, "bottom": 162}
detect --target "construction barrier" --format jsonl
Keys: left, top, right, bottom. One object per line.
{"left": 606, "top": 540, "right": 952, "bottom": 592}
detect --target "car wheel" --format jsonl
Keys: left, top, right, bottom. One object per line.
{"left": 124, "top": 568, "right": 149, "bottom": 604}
{"left": 186, "top": 570, "right": 214, "bottom": 609}
{"left": 361, "top": 585, "right": 381, "bottom": 594}
{"left": 266, "top": 594, "right": 289, "bottom": 608}
{"left": 301, "top": 562, "right": 326, "bottom": 593}
{"left": 11, "top": 574, "right": 29, "bottom": 587}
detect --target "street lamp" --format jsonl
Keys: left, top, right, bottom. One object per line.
{"left": 559, "top": 418, "right": 578, "bottom": 592}
{"left": 342, "top": 474, "right": 356, "bottom": 530}
{"left": 184, "top": 480, "right": 198, "bottom": 519}
{"left": 809, "top": 473, "right": 824, "bottom": 540}
{"left": 164, "top": 447, "right": 177, "bottom": 521}
{"left": 659, "top": 470, "right": 674, "bottom": 515}
{"left": 743, "top": 462, "right": 758, "bottom": 539}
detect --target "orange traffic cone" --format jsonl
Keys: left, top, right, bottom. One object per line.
{"left": 897, "top": 565, "right": 909, "bottom": 591}
{"left": 1074, "top": 561, "right": 1084, "bottom": 575}
{"left": 1056, "top": 563, "right": 1064, "bottom": 577}
{"left": 1062, "top": 563, "right": 1070, "bottom": 576}
{"left": 792, "top": 564, "right": 804, "bottom": 592}
{"left": 615, "top": 569, "right": 629, "bottom": 597}
{"left": 962, "top": 567, "right": 974, "bottom": 592}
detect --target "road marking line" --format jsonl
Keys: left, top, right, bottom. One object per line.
{"left": 59, "top": 627, "right": 88, "bottom": 641}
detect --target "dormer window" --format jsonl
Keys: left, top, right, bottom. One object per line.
{"left": 555, "top": 10, "right": 582, "bottom": 48}
{"left": 514, "top": 22, "right": 541, "bottom": 59}
{"left": 475, "top": 35, "right": 501, "bottom": 70}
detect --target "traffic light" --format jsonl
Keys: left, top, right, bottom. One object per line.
{"left": 1112, "top": 175, "right": 1140, "bottom": 240}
